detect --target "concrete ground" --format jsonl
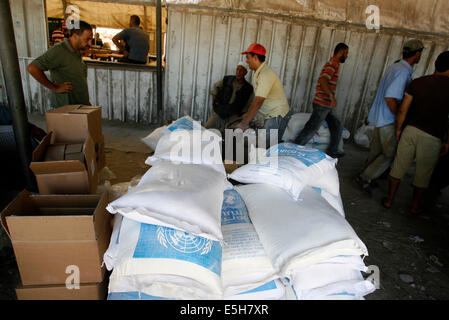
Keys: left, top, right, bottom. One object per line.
{"left": 1, "top": 113, "right": 448, "bottom": 300}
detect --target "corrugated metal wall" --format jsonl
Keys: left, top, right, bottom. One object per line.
{"left": 164, "top": 7, "right": 449, "bottom": 133}
{"left": 7, "top": 58, "right": 159, "bottom": 124}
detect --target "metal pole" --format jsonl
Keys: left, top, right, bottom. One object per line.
{"left": 0, "top": 0, "right": 36, "bottom": 191}
{"left": 156, "top": 0, "right": 163, "bottom": 124}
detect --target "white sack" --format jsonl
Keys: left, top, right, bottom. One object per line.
{"left": 235, "top": 184, "right": 368, "bottom": 277}
{"left": 229, "top": 143, "right": 337, "bottom": 201}
{"left": 107, "top": 217, "right": 223, "bottom": 300}
{"left": 224, "top": 279, "right": 285, "bottom": 300}
{"left": 146, "top": 128, "right": 225, "bottom": 176}
{"left": 354, "top": 124, "right": 375, "bottom": 149}
{"left": 141, "top": 125, "right": 168, "bottom": 151}
{"left": 221, "top": 189, "right": 277, "bottom": 296}
{"left": 291, "top": 255, "right": 368, "bottom": 292}
{"left": 298, "top": 280, "right": 375, "bottom": 300}
{"left": 107, "top": 162, "right": 225, "bottom": 241}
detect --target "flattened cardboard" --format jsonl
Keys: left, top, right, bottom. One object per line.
{"left": 30, "top": 132, "right": 98, "bottom": 194}
{"left": 0, "top": 191, "right": 112, "bottom": 286}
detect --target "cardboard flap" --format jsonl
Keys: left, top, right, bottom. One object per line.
{"left": 32, "top": 132, "right": 53, "bottom": 162}
{"left": 30, "top": 161, "right": 86, "bottom": 175}
{"left": 0, "top": 190, "right": 33, "bottom": 239}
{"left": 83, "top": 135, "right": 98, "bottom": 194}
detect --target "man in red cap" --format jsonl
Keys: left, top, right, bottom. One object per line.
{"left": 235, "top": 43, "right": 291, "bottom": 148}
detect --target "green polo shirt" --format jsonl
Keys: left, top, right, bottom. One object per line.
{"left": 33, "top": 39, "right": 89, "bottom": 108}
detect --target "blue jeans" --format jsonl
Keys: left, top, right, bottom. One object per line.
{"left": 262, "top": 112, "right": 292, "bottom": 148}
{"left": 294, "top": 103, "right": 343, "bottom": 154}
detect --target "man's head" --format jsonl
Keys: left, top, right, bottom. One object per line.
{"left": 242, "top": 43, "right": 266, "bottom": 71}
{"left": 403, "top": 39, "right": 424, "bottom": 65}
{"left": 333, "top": 43, "right": 349, "bottom": 63}
{"left": 130, "top": 15, "right": 141, "bottom": 27}
{"left": 235, "top": 62, "right": 248, "bottom": 81}
{"left": 435, "top": 51, "right": 449, "bottom": 75}
{"left": 69, "top": 20, "right": 93, "bottom": 51}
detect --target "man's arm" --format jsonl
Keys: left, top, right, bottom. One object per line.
{"left": 27, "top": 62, "right": 72, "bottom": 93}
{"left": 318, "top": 76, "right": 337, "bottom": 107}
{"left": 236, "top": 96, "right": 265, "bottom": 130}
{"left": 395, "top": 92, "right": 413, "bottom": 141}
{"left": 385, "top": 97, "right": 398, "bottom": 115}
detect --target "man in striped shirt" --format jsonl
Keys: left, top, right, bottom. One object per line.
{"left": 294, "top": 43, "right": 349, "bottom": 158}
{"left": 113, "top": 15, "right": 149, "bottom": 64}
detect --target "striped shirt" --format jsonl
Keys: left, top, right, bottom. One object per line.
{"left": 313, "top": 57, "right": 340, "bottom": 108}
{"left": 51, "top": 29, "right": 65, "bottom": 44}
{"left": 116, "top": 26, "right": 149, "bottom": 63}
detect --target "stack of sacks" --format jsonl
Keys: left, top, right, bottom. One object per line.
{"left": 220, "top": 188, "right": 282, "bottom": 299}
{"left": 104, "top": 215, "right": 223, "bottom": 300}
{"left": 236, "top": 185, "right": 375, "bottom": 300}
{"left": 104, "top": 116, "right": 228, "bottom": 299}
{"left": 282, "top": 113, "right": 350, "bottom": 153}
{"left": 229, "top": 143, "right": 344, "bottom": 216}
{"left": 229, "top": 143, "right": 375, "bottom": 299}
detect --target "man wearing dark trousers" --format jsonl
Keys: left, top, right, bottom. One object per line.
{"left": 294, "top": 43, "right": 349, "bottom": 159}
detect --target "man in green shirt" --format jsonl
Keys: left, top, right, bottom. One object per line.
{"left": 27, "top": 20, "right": 93, "bottom": 108}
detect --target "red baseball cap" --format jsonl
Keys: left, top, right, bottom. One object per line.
{"left": 242, "top": 43, "right": 266, "bottom": 56}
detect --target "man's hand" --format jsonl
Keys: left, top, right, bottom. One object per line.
{"left": 234, "top": 121, "right": 249, "bottom": 131}
{"left": 330, "top": 94, "right": 337, "bottom": 107}
{"left": 440, "top": 143, "right": 449, "bottom": 157}
{"left": 396, "top": 129, "right": 402, "bottom": 142}
{"left": 53, "top": 82, "right": 73, "bottom": 93}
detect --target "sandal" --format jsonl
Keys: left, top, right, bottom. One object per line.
{"left": 354, "top": 176, "right": 372, "bottom": 196}
{"left": 381, "top": 197, "right": 392, "bottom": 209}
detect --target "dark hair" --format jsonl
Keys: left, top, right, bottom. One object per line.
{"left": 403, "top": 48, "right": 423, "bottom": 59}
{"left": 131, "top": 15, "right": 141, "bottom": 26}
{"left": 334, "top": 43, "right": 348, "bottom": 56}
{"left": 435, "top": 51, "right": 449, "bottom": 73}
{"left": 249, "top": 52, "right": 266, "bottom": 62}
{"left": 69, "top": 20, "right": 92, "bottom": 37}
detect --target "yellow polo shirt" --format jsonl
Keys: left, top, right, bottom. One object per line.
{"left": 253, "top": 62, "right": 289, "bottom": 119}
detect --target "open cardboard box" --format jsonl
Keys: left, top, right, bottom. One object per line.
{"left": 30, "top": 132, "right": 98, "bottom": 194}
{"left": 0, "top": 190, "right": 112, "bottom": 286}
{"left": 15, "top": 275, "right": 109, "bottom": 300}
{"left": 45, "top": 105, "right": 105, "bottom": 169}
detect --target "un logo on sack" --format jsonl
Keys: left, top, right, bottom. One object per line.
{"left": 157, "top": 226, "right": 212, "bottom": 255}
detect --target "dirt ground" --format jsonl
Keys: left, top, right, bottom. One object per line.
{"left": 1, "top": 113, "right": 449, "bottom": 300}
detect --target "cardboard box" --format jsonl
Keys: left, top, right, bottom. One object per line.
{"left": 30, "top": 132, "right": 98, "bottom": 194}
{"left": 0, "top": 190, "right": 112, "bottom": 286}
{"left": 45, "top": 105, "right": 105, "bottom": 169}
{"left": 224, "top": 162, "right": 243, "bottom": 174}
{"left": 15, "top": 278, "right": 108, "bottom": 300}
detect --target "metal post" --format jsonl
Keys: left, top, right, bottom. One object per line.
{"left": 0, "top": 0, "right": 36, "bottom": 191}
{"left": 156, "top": 0, "right": 163, "bottom": 124}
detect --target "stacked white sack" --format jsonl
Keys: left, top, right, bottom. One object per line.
{"left": 220, "top": 189, "right": 279, "bottom": 298}
{"left": 229, "top": 143, "right": 344, "bottom": 216}
{"left": 282, "top": 113, "right": 350, "bottom": 152}
{"left": 104, "top": 214, "right": 223, "bottom": 300}
{"left": 236, "top": 184, "right": 375, "bottom": 300}
{"left": 107, "top": 162, "right": 225, "bottom": 241}
{"left": 224, "top": 279, "right": 285, "bottom": 300}
{"left": 142, "top": 116, "right": 225, "bottom": 175}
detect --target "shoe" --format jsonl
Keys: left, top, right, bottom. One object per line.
{"left": 354, "top": 176, "right": 372, "bottom": 196}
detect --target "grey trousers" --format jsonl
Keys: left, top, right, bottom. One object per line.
{"left": 360, "top": 124, "right": 397, "bottom": 182}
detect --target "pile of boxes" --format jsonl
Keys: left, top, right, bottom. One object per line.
{"left": 0, "top": 105, "right": 112, "bottom": 300}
